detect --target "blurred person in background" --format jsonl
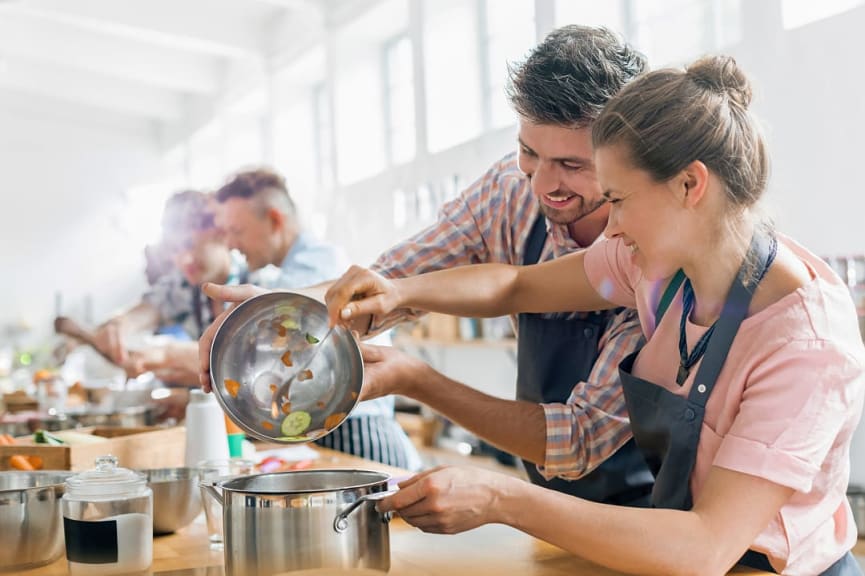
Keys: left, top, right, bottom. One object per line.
{"left": 89, "top": 189, "right": 247, "bottom": 386}
{"left": 213, "top": 168, "right": 421, "bottom": 470}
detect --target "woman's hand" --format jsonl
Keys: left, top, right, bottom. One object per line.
{"left": 376, "top": 466, "right": 518, "bottom": 534}
{"left": 325, "top": 266, "right": 404, "bottom": 328}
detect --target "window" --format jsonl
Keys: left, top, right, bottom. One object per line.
{"left": 483, "top": 0, "right": 535, "bottom": 129}
{"left": 384, "top": 34, "right": 416, "bottom": 165}
{"left": 333, "top": 52, "right": 387, "bottom": 184}
{"left": 423, "top": 0, "right": 482, "bottom": 153}
{"left": 188, "top": 119, "right": 224, "bottom": 189}
{"left": 313, "top": 83, "right": 335, "bottom": 189}
{"left": 273, "top": 94, "right": 317, "bottom": 213}
{"left": 555, "top": 0, "right": 627, "bottom": 33}
{"left": 630, "top": 0, "right": 743, "bottom": 65}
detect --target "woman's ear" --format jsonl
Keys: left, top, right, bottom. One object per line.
{"left": 680, "top": 160, "right": 709, "bottom": 208}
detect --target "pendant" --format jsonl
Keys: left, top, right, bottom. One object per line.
{"left": 676, "top": 363, "right": 690, "bottom": 386}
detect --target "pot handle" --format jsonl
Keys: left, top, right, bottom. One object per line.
{"left": 199, "top": 480, "right": 224, "bottom": 507}
{"left": 333, "top": 489, "right": 398, "bottom": 533}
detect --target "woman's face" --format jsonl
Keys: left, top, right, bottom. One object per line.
{"left": 595, "top": 144, "right": 687, "bottom": 281}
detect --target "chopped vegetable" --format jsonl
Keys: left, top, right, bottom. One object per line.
{"left": 281, "top": 401, "right": 292, "bottom": 415}
{"left": 280, "top": 318, "right": 300, "bottom": 331}
{"left": 350, "top": 391, "right": 359, "bottom": 400}
{"left": 276, "top": 435, "right": 310, "bottom": 442}
{"left": 324, "top": 412, "right": 348, "bottom": 430}
{"left": 280, "top": 350, "right": 293, "bottom": 367}
{"left": 281, "top": 410, "right": 311, "bottom": 436}
{"left": 316, "top": 401, "right": 325, "bottom": 409}
{"left": 224, "top": 378, "right": 241, "bottom": 398}
{"left": 304, "top": 332, "right": 320, "bottom": 344}
{"left": 297, "top": 369, "right": 313, "bottom": 382}
{"left": 34, "top": 430, "right": 65, "bottom": 445}
{"left": 261, "top": 421, "right": 275, "bottom": 430}
{"left": 269, "top": 384, "right": 277, "bottom": 392}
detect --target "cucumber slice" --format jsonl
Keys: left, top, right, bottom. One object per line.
{"left": 281, "top": 410, "right": 312, "bottom": 436}
{"left": 305, "top": 332, "right": 320, "bottom": 344}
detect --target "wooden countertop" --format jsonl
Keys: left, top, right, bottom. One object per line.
{"left": 23, "top": 446, "right": 770, "bottom": 576}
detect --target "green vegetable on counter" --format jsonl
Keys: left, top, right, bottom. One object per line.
{"left": 34, "top": 429, "right": 65, "bottom": 445}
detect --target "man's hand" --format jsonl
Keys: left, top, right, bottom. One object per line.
{"left": 198, "top": 283, "right": 269, "bottom": 391}
{"left": 92, "top": 319, "right": 128, "bottom": 365}
{"left": 127, "top": 342, "right": 201, "bottom": 387}
{"left": 376, "top": 466, "right": 516, "bottom": 534}
{"left": 325, "top": 265, "right": 404, "bottom": 328}
{"left": 359, "top": 342, "right": 430, "bottom": 400}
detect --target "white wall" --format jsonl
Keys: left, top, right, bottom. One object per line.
{"left": 732, "top": 2, "right": 865, "bottom": 257}
{"left": 0, "top": 90, "right": 161, "bottom": 347}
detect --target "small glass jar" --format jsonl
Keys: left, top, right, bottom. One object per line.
{"left": 62, "top": 455, "right": 153, "bottom": 575}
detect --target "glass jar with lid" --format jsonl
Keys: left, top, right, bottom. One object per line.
{"left": 62, "top": 455, "right": 153, "bottom": 575}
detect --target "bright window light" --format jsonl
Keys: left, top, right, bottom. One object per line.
{"left": 485, "top": 0, "right": 535, "bottom": 129}
{"left": 424, "top": 0, "right": 482, "bottom": 153}
{"left": 385, "top": 34, "right": 416, "bottom": 165}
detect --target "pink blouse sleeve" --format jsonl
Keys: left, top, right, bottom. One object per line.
{"left": 583, "top": 237, "right": 642, "bottom": 309}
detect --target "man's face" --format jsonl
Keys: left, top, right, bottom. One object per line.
{"left": 516, "top": 121, "right": 608, "bottom": 226}
{"left": 168, "top": 229, "right": 229, "bottom": 286}
{"left": 219, "top": 197, "right": 276, "bottom": 271}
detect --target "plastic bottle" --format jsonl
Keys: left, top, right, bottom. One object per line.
{"left": 184, "top": 390, "right": 229, "bottom": 467}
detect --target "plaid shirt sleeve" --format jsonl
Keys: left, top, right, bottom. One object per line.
{"left": 537, "top": 307, "right": 644, "bottom": 480}
{"left": 367, "top": 155, "right": 525, "bottom": 335}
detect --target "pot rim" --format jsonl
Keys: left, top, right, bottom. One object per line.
{"left": 217, "top": 468, "right": 391, "bottom": 495}
{"left": 0, "top": 470, "right": 74, "bottom": 494}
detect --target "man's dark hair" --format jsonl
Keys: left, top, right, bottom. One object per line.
{"left": 215, "top": 167, "right": 296, "bottom": 217}
{"left": 506, "top": 25, "right": 647, "bottom": 128}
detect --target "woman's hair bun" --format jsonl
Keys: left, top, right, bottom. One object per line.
{"left": 686, "top": 55, "right": 752, "bottom": 108}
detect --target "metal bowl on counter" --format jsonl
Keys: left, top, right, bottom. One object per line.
{"left": 209, "top": 292, "right": 362, "bottom": 444}
{"left": 201, "top": 469, "right": 393, "bottom": 576}
{"left": 24, "top": 405, "right": 155, "bottom": 432}
{"left": 0, "top": 470, "right": 74, "bottom": 572}
{"left": 138, "top": 467, "right": 203, "bottom": 534}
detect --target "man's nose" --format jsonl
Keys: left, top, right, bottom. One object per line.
{"left": 531, "top": 161, "right": 560, "bottom": 196}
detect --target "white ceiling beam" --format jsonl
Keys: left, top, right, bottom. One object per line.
{"left": 0, "top": 58, "right": 186, "bottom": 121}
{"left": 0, "top": 12, "right": 223, "bottom": 95}
{"left": 6, "top": 0, "right": 277, "bottom": 59}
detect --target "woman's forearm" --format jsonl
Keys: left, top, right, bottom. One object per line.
{"left": 397, "top": 263, "right": 521, "bottom": 317}
{"left": 396, "top": 251, "right": 614, "bottom": 317}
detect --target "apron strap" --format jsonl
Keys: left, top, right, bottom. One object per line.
{"left": 655, "top": 269, "right": 686, "bottom": 323}
{"left": 687, "top": 233, "right": 774, "bottom": 406}
{"left": 523, "top": 214, "right": 547, "bottom": 266}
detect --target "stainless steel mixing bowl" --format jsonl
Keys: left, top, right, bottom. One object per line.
{"left": 210, "top": 292, "right": 362, "bottom": 444}
{"left": 0, "top": 470, "right": 74, "bottom": 572}
{"left": 139, "top": 467, "right": 203, "bottom": 534}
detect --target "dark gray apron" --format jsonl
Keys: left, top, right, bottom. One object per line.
{"left": 517, "top": 216, "right": 654, "bottom": 505}
{"left": 619, "top": 234, "right": 860, "bottom": 575}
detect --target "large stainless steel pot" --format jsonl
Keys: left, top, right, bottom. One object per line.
{"left": 201, "top": 469, "right": 395, "bottom": 575}
{"left": 0, "top": 471, "right": 74, "bottom": 572}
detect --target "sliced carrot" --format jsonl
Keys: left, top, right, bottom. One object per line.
{"left": 324, "top": 412, "right": 347, "bottom": 430}
{"left": 261, "top": 421, "right": 274, "bottom": 430}
{"left": 0, "top": 434, "right": 14, "bottom": 446}
{"left": 224, "top": 378, "right": 241, "bottom": 398}
{"left": 9, "top": 454, "right": 35, "bottom": 471}
{"left": 280, "top": 350, "right": 293, "bottom": 367}
{"left": 280, "top": 401, "right": 292, "bottom": 415}
{"left": 297, "top": 369, "right": 313, "bottom": 382}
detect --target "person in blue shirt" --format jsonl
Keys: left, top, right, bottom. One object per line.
{"left": 214, "top": 168, "right": 421, "bottom": 470}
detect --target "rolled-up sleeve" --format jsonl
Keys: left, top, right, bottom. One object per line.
{"left": 537, "top": 308, "right": 644, "bottom": 479}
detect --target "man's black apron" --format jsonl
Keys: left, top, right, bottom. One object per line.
{"left": 517, "top": 216, "right": 654, "bottom": 505}
{"left": 618, "top": 233, "right": 860, "bottom": 575}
